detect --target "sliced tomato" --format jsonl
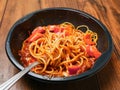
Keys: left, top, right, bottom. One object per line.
{"left": 54, "top": 26, "right": 61, "bottom": 33}
{"left": 68, "top": 65, "right": 80, "bottom": 75}
{"left": 32, "top": 26, "right": 45, "bottom": 34}
{"left": 86, "top": 45, "right": 101, "bottom": 59}
{"left": 93, "top": 50, "right": 102, "bottom": 59}
{"left": 49, "top": 25, "right": 70, "bottom": 34}
{"left": 83, "top": 33, "right": 95, "bottom": 45}
{"left": 48, "top": 25, "right": 60, "bottom": 33}
{"left": 26, "top": 33, "right": 43, "bottom": 43}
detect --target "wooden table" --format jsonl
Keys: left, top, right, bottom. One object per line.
{"left": 0, "top": 0, "right": 120, "bottom": 90}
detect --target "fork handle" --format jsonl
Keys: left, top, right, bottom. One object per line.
{"left": 0, "top": 61, "right": 39, "bottom": 90}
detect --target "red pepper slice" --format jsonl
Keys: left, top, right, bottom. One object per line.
{"left": 68, "top": 65, "right": 80, "bottom": 75}
{"left": 86, "top": 45, "right": 101, "bottom": 59}
{"left": 26, "top": 33, "right": 43, "bottom": 43}
{"left": 32, "top": 26, "right": 45, "bottom": 34}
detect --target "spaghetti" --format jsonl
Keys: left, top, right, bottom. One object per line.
{"left": 19, "top": 22, "right": 101, "bottom": 77}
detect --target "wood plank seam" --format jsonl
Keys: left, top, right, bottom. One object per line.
{"left": 0, "top": 0, "right": 8, "bottom": 29}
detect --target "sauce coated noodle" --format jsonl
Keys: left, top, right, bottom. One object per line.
{"left": 19, "top": 22, "right": 101, "bottom": 78}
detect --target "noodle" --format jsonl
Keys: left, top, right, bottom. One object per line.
{"left": 19, "top": 22, "right": 101, "bottom": 77}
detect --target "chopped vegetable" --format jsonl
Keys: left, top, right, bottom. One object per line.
{"left": 86, "top": 45, "right": 101, "bottom": 59}
{"left": 68, "top": 65, "right": 80, "bottom": 75}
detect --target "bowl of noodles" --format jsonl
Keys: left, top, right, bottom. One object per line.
{"left": 5, "top": 7, "right": 113, "bottom": 83}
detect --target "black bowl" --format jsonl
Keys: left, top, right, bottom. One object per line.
{"left": 5, "top": 7, "right": 113, "bottom": 83}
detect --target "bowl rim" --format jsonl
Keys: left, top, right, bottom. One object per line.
{"left": 5, "top": 7, "right": 113, "bottom": 82}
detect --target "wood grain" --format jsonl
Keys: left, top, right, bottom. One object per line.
{"left": 0, "top": 0, "right": 7, "bottom": 21}
{"left": 0, "top": 0, "right": 40, "bottom": 90}
{"left": 0, "top": 0, "right": 120, "bottom": 90}
{"left": 81, "top": 1, "right": 120, "bottom": 90}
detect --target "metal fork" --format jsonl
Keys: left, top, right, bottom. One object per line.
{"left": 0, "top": 61, "right": 39, "bottom": 90}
